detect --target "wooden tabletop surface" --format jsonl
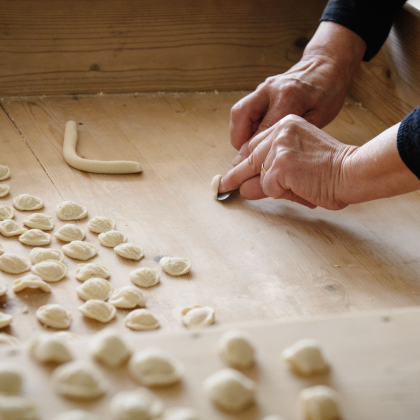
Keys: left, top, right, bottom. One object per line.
{"left": 2, "top": 306, "right": 420, "bottom": 419}
{"left": 1, "top": 92, "right": 420, "bottom": 341}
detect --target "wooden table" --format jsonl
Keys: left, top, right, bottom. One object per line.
{"left": 2, "top": 306, "right": 420, "bottom": 419}
{"left": 1, "top": 92, "right": 420, "bottom": 341}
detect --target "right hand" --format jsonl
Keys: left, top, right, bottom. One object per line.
{"left": 230, "top": 21, "right": 367, "bottom": 166}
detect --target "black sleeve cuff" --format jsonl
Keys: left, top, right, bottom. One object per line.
{"left": 397, "top": 107, "right": 420, "bottom": 180}
{"left": 321, "top": 0, "right": 407, "bottom": 61}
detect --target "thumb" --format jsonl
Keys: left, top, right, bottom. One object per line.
{"left": 232, "top": 108, "right": 280, "bottom": 166}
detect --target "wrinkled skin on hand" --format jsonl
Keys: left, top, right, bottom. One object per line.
{"left": 230, "top": 56, "right": 352, "bottom": 166}
{"left": 221, "top": 115, "right": 357, "bottom": 210}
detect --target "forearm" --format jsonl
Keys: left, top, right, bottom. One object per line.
{"left": 303, "top": 21, "right": 366, "bottom": 85}
{"left": 321, "top": 0, "right": 407, "bottom": 61}
{"left": 341, "top": 124, "right": 420, "bottom": 204}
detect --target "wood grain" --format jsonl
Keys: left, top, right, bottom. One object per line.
{"left": 1, "top": 92, "right": 420, "bottom": 342}
{"left": 0, "top": 0, "right": 326, "bottom": 95}
{"left": 1, "top": 307, "right": 420, "bottom": 419}
{"left": 350, "top": 6, "right": 420, "bottom": 126}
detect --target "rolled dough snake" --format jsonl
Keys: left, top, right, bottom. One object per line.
{"left": 63, "top": 121, "right": 142, "bottom": 174}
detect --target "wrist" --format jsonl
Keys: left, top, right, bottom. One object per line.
{"left": 303, "top": 21, "right": 366, "bottom": 82}
{"left": 340, "top": 124, "right": 420, "bottom": 204}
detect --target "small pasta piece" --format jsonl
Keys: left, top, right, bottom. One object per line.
{"left": 13, "top": 194, "right": 44, "bottom": 211}
{"left": 19, "top": 229, "right": 51, "bottom": 246}
{"left": 13, "top": 275, "right": 51, "bottom": 293}
{"left": 125, "top": 309, "right": 160, "bottom": 331}
{"left": 87, "top": 216, "right": 116, "bottom": 233}
{"left": 62, "top": 241, "right": 97, "bottom": 261}
{"left": 79, "top": 300, "right": 116, "bottom": 323}
{"left": 55, "top": 201, "right": 88, "bottom": 221}
{"left": 114, "top": 243, "right": 144, "bottom": 260}
{"left": 36, "top": 304, "right": 72, "bottom": 329}
{"left": 75, "top": 263, "right": 110, "bottom": 281}
{"left": 108, "top": 286, "right": 145, "bottom": 309}
{"left": 23, "top": 213, "right": 54, "bottom": 230}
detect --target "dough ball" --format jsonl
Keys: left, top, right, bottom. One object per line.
{"left": 0, "top": 395, "right": 38, "bottom": 420}
{"left": 0, "top": 243, "right": 3, "bottom": 256}
{"left": 54, "top": 224, "right": 85, "bottom": 242}
{"left": 0, "top": 333, "right": 20, "bottom": 347}
{"left": 211, "top": 174, "right": 222, "bottom": 200}
{"left": 31, "top": 260, "right": 67, "bottom": 282}
{"left": 87, "top": 216, "right": 116, "bottom": 233}
{"left": 124, "top": 309, "right": 160, "bottom": 331}
{"left": 36, "top": 304, "right": 72, "bottom": 329}
{"left": 19, "top": 229, "right": 51, "bottom": 246}
{"left": 0, "top": 165, "right": 10, "bottom": 181}
{"left": 29, "top": 248, "right": 64, "bottom": 264}
{"left": 53, "top": 331, "right": 80, "bottom": 342}
{"left": 23, "top": 213, "right": 54, "bottom": 230}
{"left": 29, "top": 332, "right": 73, "bottom": 364}
{"left": 160, "top": 257, "right": 191, "bottom": 276}
{"left": 0, "top": 284, "right": 7, "bottom": 296}
{"left": 162, "top": 408, "right": 202, "bottom": 420}
{"left": 282, "top": 339, "right": 328, "bottom": 376}
{"left": 98, "top": 230, "right": 127, "bottom": 248}
{"left": 0, "top": 253, "right": 31, "bottom": 274}
{"left": 62, "top": 241, "right": 97, "bottom": 261}
{"left": 78, "top": 300, "right": 116, "bottom": 323}
{"left": 110, "top": 387, "right": 163, "bottom": 420}
{"left": 218, "top": 330, "right": 255, "bottom": 369}
{"left": 130, "top": 267, "right": 160, "bottom": 288}
{"left": 299, "top": 385, "right": 340, "bottom": 420}
{"left": 13, "top": 275, "right": 52, "bottom": 293}
{"left": 75, "top": 263, "right": 110, "bottom": 282}
{"left": 0, "top": 312, "right": 13, "bottom": 329}
{"left": 0, "top": 363, "right": 22, "bottom": 394}
{"left": 76, "top": 278, "right": 113, "bottom": 301}
{"left": 89, "top": 328, "right": 131, "bottom": 368}
{"left": 55, "top": 201, "right": 88, "bottom": 221}
{"left": 114, "top": 243, "right": 144, "bottom": 260}
{"left": 181, "top": 305, "right": 215, "bottom": 329}
{"left": 129, "top": 347, "right": 184, "bottom": 387}
{"left": 51, "top": 410, "right": 99, "bottom": 420}
{"left": 0, "top": 185, "right": 10, "bottom": 198}
{"left": 204, "top": 368, "right": 255, "bottom": 413}
{"left": 13, "top": 194, "right": 44, "bottom": 211}
{"left": 0, "top": 219, "right": 27, "bottom": 236}
{"left": 52, "top": 360, "right": 108, "bottom": 400}
{"left": 0, "top": 205, "right": 14, "bottom": 221}
{"left": 108, "top": 286, "right": 145, "bottom": 309}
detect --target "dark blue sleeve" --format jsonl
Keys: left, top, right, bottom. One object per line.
{"left": 397, "top": 107, "right": 420, "bottom": 180}
{"left": 320, "top": 0, "right": 407, "bottom": 61}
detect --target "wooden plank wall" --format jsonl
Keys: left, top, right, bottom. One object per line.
{"left": 0, "top": 0, "right": 326, "bottom": 96}
{"left": 350, "top": 5, "right": 420, "bottom": 126}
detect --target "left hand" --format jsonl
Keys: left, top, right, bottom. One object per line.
{"left": 219, "top": 115, "right": 357, "bottom": 210}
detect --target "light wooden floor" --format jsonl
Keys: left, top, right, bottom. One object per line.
{"left": 1, "top": 92, "right": 420, "bottom": 341}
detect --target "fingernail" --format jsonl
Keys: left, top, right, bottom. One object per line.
{"left": 232, "top": 154, "right": 243, "bottom": 166}
{"left": 218, "top": 178, "right": 225, "bottom": 193}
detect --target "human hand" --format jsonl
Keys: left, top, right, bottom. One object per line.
{"left": 230, "top": 21, "right": 366, "bottom": 166}
{"left": 221, "top": 116, "right": 420, "bottom": 209}
{"left": 220, "top": 115, "right": 357, "bottom": 210}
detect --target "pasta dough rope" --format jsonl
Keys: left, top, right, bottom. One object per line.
{"left": 63, "top": 121, "right": 142, "bottom": 174}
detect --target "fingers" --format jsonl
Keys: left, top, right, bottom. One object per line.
{"left": 239, "top": 176, "right": 267, "bottom": 200}
{"left": 232, "top": 122, "right": 277, "bottom": 167}
{"left": 260, "top": 166, "right": 316, "bottom": 208}
{"left": 219, "top": 138, "right": 272, "bottom": 193}
{"left": 232, "top": 141, "right": 252, "bottom": 166}
{"left": 230, "top": 91, "right": 269, "bottom": 151}
{"left": 282, "top": 190, "right": 317, "bottom": 209}
{"left": 260, "top": 161, "right": 285, "bottom": 199}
